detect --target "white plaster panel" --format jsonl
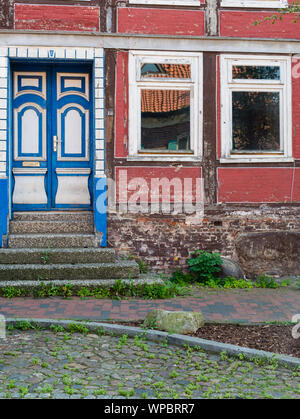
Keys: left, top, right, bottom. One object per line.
{"left": 94, "top": 58, "right": 103, "bottom": 68}
{"left": 95, "top": 129, "right": 104, "bottom": 140}
{"left": 55, "top": 175, "right": 91, "bottom": 205}
{"left": 95, "top": 160, "right": 104, "bottom": 171}
{"left": 21, "top": 108, "right": 39, "bottom": 154}
{"left": 95, "top": 78, "right": 103, "bottom": 89}
{"left": 65, "top": 109, "right": 82, "bottom": 154}
{"left": 95, "top": 119, "right": 104, "bottom": 129}
{"left": 27, "top": 48, "right": 38, "bottom": 58}
{"left": 94, "top": 48, "right": 103, "bottom": 58}
{"left": 13, "top": 175, "right": 47, "bottom": 204}
{"left": 95, "top": 99, "right": 104, "bottom": 109}
{"left": 0, "top": 110, "right": 6, "bottom": 119}
{"left": 16, "top": 48, "right": 27, "bottom": 58}
{"left": 95, "top": 140, "right": 104, "bottom": 150}
{"left": 0, "top": 78, "right": 7, "bottom": 88}
{"left": 66, "top": 49, "right": 76, "bottom": 59}
{"left": 8, "top": 47, "right": 17, "bottom": 57}
{"left": 0, "top": 48, "right": 8, "bottom": 57}
{"left": 0, "top": 89, "right": 7, "bottom": 98}
{"left": 95, "top": 150, "right": 104, "bottom": 160}
{"left": 0, "top": 57, "right": 8, "bottom": 66}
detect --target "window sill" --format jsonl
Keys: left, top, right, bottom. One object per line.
{"left": 220, "top": 156, "right": 294, "bottom": 164}
{"left": 220, "top": 1, "right": 287, "bottom": 8}
{"left": 127, "top": 155, "right": 202, "bottom": 162}
{"left": 128, "top": 0, "right": 200, "bottom": 6}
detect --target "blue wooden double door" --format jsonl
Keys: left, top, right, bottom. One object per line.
{"left": 12, "top": 63, "right": 93, "bottom": 210}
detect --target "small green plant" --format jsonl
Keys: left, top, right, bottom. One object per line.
{"left": 2, "top": 286, "right": 22, "bottom": 298}
{"left": 77, "top": 287, "right": 92, "bottom": 299}
{"left": 170, "top": 269, "right": 195, "bottom": 285}
{"left": 220, "top": 351, "right": 229, "bottom": 361}
{"left": 7, "top": 380, "right": 16, "bottom": 390}
{"left": 39, "top": 384, "right": 53, "bottom": 394}
{"left": 117, "top": 334, "right": 128, "bottom": 348}
{"left": 187, "top": 250, "right": 223, "bottom": 284}
{"left": 41, "top": 250, "right": 50, "bottom": 265}
{"left": 68, "top": 323, "right": 89, "bottom": 334}
{"left": 19, "top": 386, "right": 29, "bottom": 398}
{"left": 119, "top": 388, "right": 135, "bottom": 398}
{"left": 50, "top": 324, "right": 65, "bottom": 333}
{"left": 169, "top": 369, "right": 179, "bottom": 379}
{"left": 137, "top": 258, "right": 150, "bottom": 274}
{"left": 0, "top": 279, "right": 187, "bottom": 300}
{"left": 61, "top": 283, "right": 74, "bottom": 298}
{"left": 142, "top": 316, "right": 157, "bottom": 330}
{"left": 93, "top": 387, "right": 107, "bottom": 396}
{"left": 13, "top": 321, "right": 35, "bottom": 331}
{"left": 254, "top": 274, "right": 290, "bottom": 289}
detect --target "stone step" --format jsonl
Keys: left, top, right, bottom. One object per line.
{"left": 0, "top": 261, "right": 140, "bottom": 281}
{"left": 9, "top": 220, "right": 94, "bottom": 234}
{"left": 0, "top": 275, "right": 163, "bottom": 293}
{"left": 8, "top": 234, "right": 98, "bottom": 249}
{"left": 0, "top": 248, "right": 116, "bottom": 265}
{"left": 12, "top": 211, "right": 93, "bottom": 222}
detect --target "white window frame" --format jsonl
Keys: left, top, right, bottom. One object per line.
{"left": 220, "top": 0, "right": 287, "bottom": 8}
{"left": 128, "top": 51, "right": 203, "bottom": 161}
{"left": 128, "top": 0, "right": 200, "bottom": 5}
{"left": 220, "top": 54, "right": 293, "bottom": 163}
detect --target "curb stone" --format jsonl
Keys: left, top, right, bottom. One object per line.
{"left": 5, "top": 317, "right": 300, "bottom": 370}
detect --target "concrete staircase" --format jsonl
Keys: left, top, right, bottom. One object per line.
{"left": 0, "top": 212, "right": 140, "bottom": 282}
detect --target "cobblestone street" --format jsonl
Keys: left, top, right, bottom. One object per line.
{"left": 0, "top": 329, "right": 299, "bottom": 399}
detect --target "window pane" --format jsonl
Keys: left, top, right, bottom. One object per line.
{"left": 232, "top": 91, "right": 280, "bottom": 152}
{"left": 141, "top": 89, "right": 191, "bottom": 151}
{"left": 232, "top": 65, "right": 280, "bottom": 80}
{"left": 141, "top": 63, "right": 191, "bottom": 79}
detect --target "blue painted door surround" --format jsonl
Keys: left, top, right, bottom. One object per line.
{"left": 11, "top": 63, "right": 93, "bottom": 210}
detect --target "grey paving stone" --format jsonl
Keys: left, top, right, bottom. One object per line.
{"left": 0, "top": 328, "right": 299, "bottom": 400}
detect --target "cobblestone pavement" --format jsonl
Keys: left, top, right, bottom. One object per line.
{"left": 0, "top": 329, "right": 299, "bottom": 399}
{"left": 0, "top": 288, "right": 299, "bottom": 323}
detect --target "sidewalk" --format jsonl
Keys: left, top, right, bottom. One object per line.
{"left": 1, "top": 287, "right": 299, "bottom": 324}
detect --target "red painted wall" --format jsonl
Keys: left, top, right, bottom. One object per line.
{"left": 15, "top": 4, "right": 100, "bottom": 31}
{"left": 220, "top": 10, "right": 300, "bottom": 39}
{"left": 218, "top": 168, "right": 300, "bottom": 203}
{"left": 115, "top": 167, "right": 203, "bottom": 204}
{"left": 117, "top": 8, "right": 205, "bottom": 36}
{"left": 115, "top": 51, "right": 129, "bottom": 159}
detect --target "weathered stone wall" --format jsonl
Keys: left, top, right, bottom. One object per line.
{"left": 0, "top": 0, "right": 13, "bottom": 29}
{"left": 107, "top": 206, "right": 300, "bottom": 277}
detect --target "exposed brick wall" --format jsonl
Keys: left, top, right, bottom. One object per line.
{"left": 107, "top": 206, "right": 300, "bottom": 273}
{"left": 0, "top": 0, "right": 13, "bottom": 29}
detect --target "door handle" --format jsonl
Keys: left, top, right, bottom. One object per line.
{"left": 53, "top": 135, "right": 57, "bottom": 152}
